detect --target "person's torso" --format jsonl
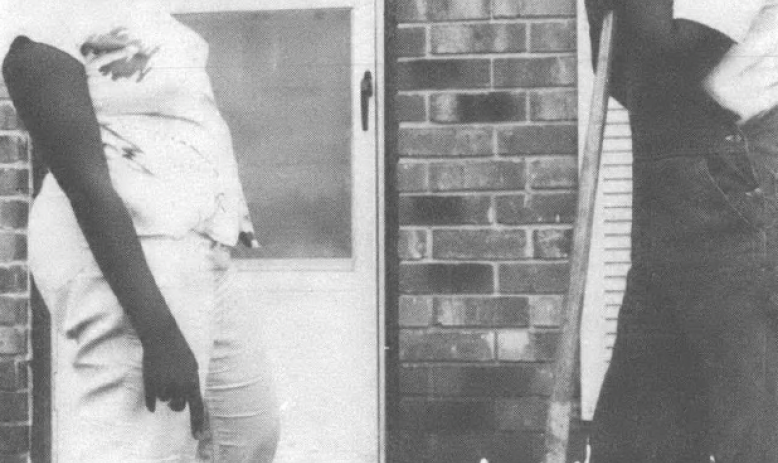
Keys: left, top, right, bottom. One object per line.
{"left": 5, "top": 1, "right": 251, "bottom": 246}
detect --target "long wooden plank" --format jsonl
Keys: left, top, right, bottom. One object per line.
{"left": 543, "top": 10, "right": 617, "bottom": 463}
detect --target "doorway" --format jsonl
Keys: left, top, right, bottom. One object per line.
{"left": 175, "top": 1, "right": 385, "bottom": 461}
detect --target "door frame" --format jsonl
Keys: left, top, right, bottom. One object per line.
{"left": 172, "top": 1, "right": 388, "bottom": 461}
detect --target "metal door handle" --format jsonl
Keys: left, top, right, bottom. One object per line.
{"left": 361, "top": 70, "right": 373, "bottom": 131}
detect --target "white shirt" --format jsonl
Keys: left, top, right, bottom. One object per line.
{"left": 674, "top": 0, "right": 765, "bottom": 43}
{"left": 702, "top": 1, "right": 778, "bottom": 123}
{"left": 1, "top": 0, "right": 255, "bottom": 246}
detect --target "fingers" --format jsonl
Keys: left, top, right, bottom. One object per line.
{"left": 169, "top": 396, "right": 187, "bottom": 412}
{"left": 144, "top": 374, "right": 156, "bottom": 413}
{"left": 188, "top": 387, "right": 205, "bottom": 439}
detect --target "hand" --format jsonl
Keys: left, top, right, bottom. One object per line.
{"left": 238, "top": 230, "right": 259, "bottom": 248}
{"left": 141, "top": 328, "right": 205, "bottom": 439}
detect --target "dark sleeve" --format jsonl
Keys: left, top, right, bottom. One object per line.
{"left": 620, "top": 0, "right": 722, "bottom": 56}
{"left": 586, "top": 0, "right": 735, "bottom": 106}
{"left": 2, "top": 37, "right": 178, "bottom": 344}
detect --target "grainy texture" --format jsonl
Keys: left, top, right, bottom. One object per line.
{"left": 393, "top": 0, "right": 580, "bottom": 460}
{"left": 0, "top": 76, "right": 31, "bottom": 462}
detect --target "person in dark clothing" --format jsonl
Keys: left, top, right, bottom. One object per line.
{"left": 585, "top": 1, "right": 778, "bottom": 462}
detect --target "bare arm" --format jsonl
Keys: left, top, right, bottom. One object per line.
{"left": 3, "top": 36, "right": 204, "bottom": 436}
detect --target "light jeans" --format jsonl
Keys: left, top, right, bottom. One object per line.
{"left": 30, "top": 186, "right": 279, "bottom": 462}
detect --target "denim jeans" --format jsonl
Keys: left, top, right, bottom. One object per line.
{"left": 29, "top": 184, "right": 279, "bottom": 462}
{"left": 590, "top": 110, "right": 778, "bottom": 463}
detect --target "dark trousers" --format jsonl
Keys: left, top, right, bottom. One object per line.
{"left": 590, "top": 115, "right": 778, "bottom": 463}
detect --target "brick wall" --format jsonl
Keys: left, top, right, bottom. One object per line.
{"left": 0, "top": 80, "right": 33, "bottom": 462}
{"left": 392, "top": 0, "right": 580, "bottom": 461}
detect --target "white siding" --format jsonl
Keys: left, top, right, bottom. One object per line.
{"left": 577, "top": 1, "right": 633, "bottom": 421}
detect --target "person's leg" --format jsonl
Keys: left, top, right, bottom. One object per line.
{"left": 589, "top": 267, "right": 710, "bottom": 463}
{"left": 47, "top": 237, "right": 218, "bottom": 462}
{"left": 668, "top": 264, "right": 778, "bottom": 463}
{"left": 199, "top": 252, "right": 280, "bottom": 462}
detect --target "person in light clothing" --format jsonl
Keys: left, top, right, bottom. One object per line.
{"left": 1, "top": 1, "right": 278, "bottom": 461}
{"left": 586, "top": 0, "right": 778, "bottom": 461}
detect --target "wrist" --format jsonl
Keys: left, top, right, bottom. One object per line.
{"left": 131, "top": 311, "right": 181, "bottom": 348}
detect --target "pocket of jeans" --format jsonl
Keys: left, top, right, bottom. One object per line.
{"left": 701, "top": 150, "right": 777, "bottom": 230}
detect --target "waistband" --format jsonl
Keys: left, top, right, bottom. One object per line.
{"left": 632, "top": 128, "right": 747, "bottom": 161}
{"left": 633, "top": 104, "right": 778, "bottom": 162}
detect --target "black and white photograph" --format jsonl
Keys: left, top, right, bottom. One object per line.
{"left": 1, "top": 0, "right": 777, "bottom": 462}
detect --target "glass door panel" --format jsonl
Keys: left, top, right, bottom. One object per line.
{"left": 178, "top": 10, "right": 353, "bottom": 259}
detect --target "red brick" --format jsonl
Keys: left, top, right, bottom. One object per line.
{"left": 400, "top": 330, "right": 495, "bottom": 361}
{"left": 0, "top": 392, "right": 28, "bottom": 422}
{"left": 0, "top": 202, "right": 28, "bottom": 230}
{"left": 399, "top": 398, "right": 495, "bottom": 432}
{"left": 530, "top": 89, "right": 577, "bottom": 121}
{"left": 494, "top": 57, "right": 576, "bottom": 87}
{"left": 497, "top": 329, "right": 533, "bottom": 360}
{"left": 399, "top": 195, "right": 491, "bottom": 225}
{"left": 400, "top": 296, "right": 434, "bottom": 327}
{"left": 0, "top": 234, "right": 25, "bottom": 262}
{"left": 496, "top": 192, "right": 577, "bottom": 224}
{"left": 398, "top": 60, "right": 490, "bottom": 90}
{"left": 397, "top": 0, "right": 492, "bottom": 21}
{"left": 0, "top": 425, "right": 28, "bottom": 454}
{"left": 431, "top": 24, "right": 526, "bottom": 54}
{"left": 494, "top": 0, "right": 576, "bottom": 17}
{"left": 530, "top": 296, "right": 563, "bottom": 327}
{"left": 497, "top": 329, "right": 560, "bottom": 361}
{"left": 532, "top": 330, "right": 560, "bottom": 361}
{"left": 496, "top": 397, "right": 547, "bottom": 431}
{"left": 390, "top": 430, "right": 544, "bottom": 463}
{"left": 0, "top": 139, "right": 26, "bottom": 164}
{"left": 0, "top": 104, "right": 17, "bottom": 130}
{"left": 0, "top": 362, "right": 17, "bottom": 391}
{"left": 15, "top": 363, "right": 25, "bottom": 389}
{"left": 430, "top": 92, "right": 526, "bottom": 123}
{"left": 498, "top": 125, "right": 577, "bottom": 155}
{"left": 0, "top": 267, "right": 26, "bottom": 293}
{"left": 400, "top": 263, "right": 494, "bottom": 294}
{"left": 0, "top": 328, "right": 24, "bottom": 355}
{"left": 0, "top": 298, "right": 26, "bottom": 326}
{"left": 399, "top": 228, "right": 428, "bottom": 260}
{"left": 398, "top": 162, "right": 428, "bottom": 192}
{"left": 399, "top": 127, "right": 493, "bottom": 157}
{"left": 399, "top": 365, "right": 428, "bottom": 395}
{"left": 397, "top": 27, "right": 426, "bottom": 57}
{"left": 530, "top": 20, "right": 576, "bottom": 51}
{"left": 530, "top": 157, "right": 577, "bottom": 189}
{"left": 434, "top": 296, "right": 529, "bottom": 327}
{"left": 499, "top": 263, "right": 570, "bottom": 293}
{"left": 400, "top": 364, "right": 554, "bottom": 397}
{"left": 432, "top": 229, "right": 528, "bottom": 260}
{"left": 429, "top": 0, "right": 491, "bottom": 21}
{"left": 397, "top": 0, "right": 426, "bottom": 22}
{"left": 395, "top": 94, "right": 426, "bottom": 122}
{"left": 533, "top": 228, "right": 572, "bottom": 259}
{"left": 0, "top": 453, "right": 27, "bottom": 463}
{"left": 429, "top": 160, "right": 525, "bottom": 191}
{"left": 0, "top": 171, "right": 28, "bottom": 197}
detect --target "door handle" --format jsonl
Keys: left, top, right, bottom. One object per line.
{"left": 361, "top": 70, "right": 373, "bottom": 131}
